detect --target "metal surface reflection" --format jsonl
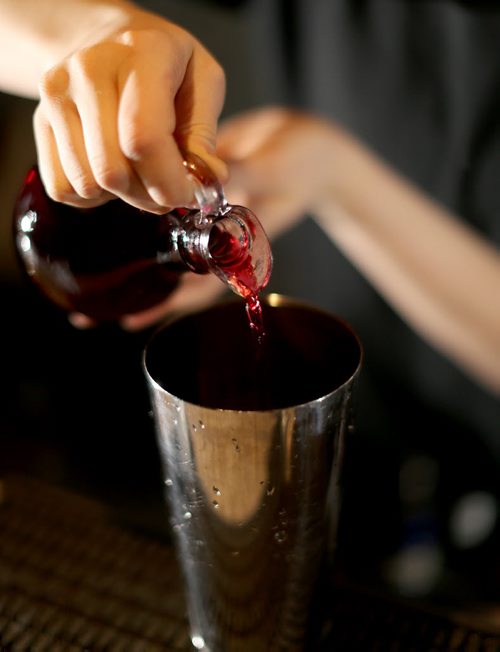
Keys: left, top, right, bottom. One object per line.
{"left": 145, "top": 295, "right": 362, "bottom": 651}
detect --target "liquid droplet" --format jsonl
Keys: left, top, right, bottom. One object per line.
{"left": 183, "top": 511, "right": 192, "bottom": 520}
{"left": 192, "top": 635, "right": 205, "bottom": 650}
{"left": 165, "top": 478, "right": 173, "bottom": 487}
{"left": 274, "top": 530, "right": 287, "bottom": 544}
{"left": 213, "top": 486, "right": 221, "bottom": 496}
{"left": 266, "top": 485, "right": 275, "bottom": 497}
{"left": 212, "top": 501, "right": 220, "bottom": 509}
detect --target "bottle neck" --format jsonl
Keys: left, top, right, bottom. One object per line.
{"left": 182, "top": 151, "right": 227, "bottom": 221}
{"left": 177, "top": 151, "right": 273, "bottom": 297}
{"left": 177, "top": 205, "right": 272, "bottom": 298}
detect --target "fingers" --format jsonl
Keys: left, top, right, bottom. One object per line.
{"left": 35, "top": 66, "right": 115, "bottom": 207}
{"left": 174, "top": 42, "right": 228, "bottom": 183}
{"left": 33, "top": 24, "right": 228, "bottom": 212}
{"left": 116, "top": 29, "right": 193, "bottom": 209}
{"left": 67, "top": 42, "right": 161, "bottom": 211}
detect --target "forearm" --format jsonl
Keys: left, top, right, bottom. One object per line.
{"left": 313, "top": 127, "right": 500, "bottom": 395}
{"left": 0, "top": 0, "right": 139, "bottom": 98}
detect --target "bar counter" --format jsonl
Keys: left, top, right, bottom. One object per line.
{"left": 1, "top": 474, "right": 499, "bottom": 651}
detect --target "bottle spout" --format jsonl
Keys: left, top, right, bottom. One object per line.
{"left": 205, "top": 206, "right": 273, "bottom": 299}
{"left": 180, "top": 151, "right": 273, "bottom": 299}
{"left": 182, "top": 152, "right": 227, "bottom": 223}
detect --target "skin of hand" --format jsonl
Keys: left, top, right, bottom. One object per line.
{"left": 26, "top": 0, "right": 228, "bottom": 212}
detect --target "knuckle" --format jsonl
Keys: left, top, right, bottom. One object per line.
{"left": 71, "top": 173, "right": 103, "bottom": 200}
{"left": 94, "top": 164, "right": 129, "bottom": 193}
{"left": 39, "top": 66, "right": 69, "bottom": 98}
{"left": 121, "top": 130, "right": 157, "bottom": 161}
{"left": 120, "top": 28, "right": 164, "bottom": 49}
{"left": 69, "top": 42, "right": 123, "bottom": 78}
{"left": 68, "top": 47, "right": 99, "bottom": 78}
{"left": 119, "top": 28, "right": 142, "bottom": 47}
{"left": 45, "top": 180, "right": 73, "bottom": 204}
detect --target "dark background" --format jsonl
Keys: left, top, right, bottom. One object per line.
{"left": 1, "top": 0, "right": 499, "bottom": 607}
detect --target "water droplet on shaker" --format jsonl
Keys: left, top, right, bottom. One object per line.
{"left": 192, "top": 635, "right": 205, "bottom": 650}
{"left": 165, "top": 478, "right": 173, "bottom": 487}
{"left": 213, "top": 486, "right": 221, "bottom": 496}
{"left": 212, "top": 501, "right": 220, "bottom": 509}
{"left": 183, "top": 511, "right": 192, "bottom": 520}
{"left": 274, "top": 530, "right": 287, "bottom": 544}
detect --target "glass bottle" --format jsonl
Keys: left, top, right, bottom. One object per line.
{"left": 13, "top": 153, "right": 272, "bottom": 322}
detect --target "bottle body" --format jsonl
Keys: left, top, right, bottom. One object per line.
{"left": 13, "top": 167, "right": 209, "bottom": 321}
{"left": 13, "top": 163, "right": 273, "bottom": 323}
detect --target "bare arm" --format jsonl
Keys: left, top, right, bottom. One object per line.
{"left": 314, "top": 126, "right": 500, "bottom": 395}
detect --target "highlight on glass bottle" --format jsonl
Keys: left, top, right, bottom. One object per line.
{"left": 13, "top": 152, "right": 272, "bottom": 323}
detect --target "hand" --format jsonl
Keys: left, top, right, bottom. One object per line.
{"left": 33, "top": 3, "right": 227, "bottom": 213}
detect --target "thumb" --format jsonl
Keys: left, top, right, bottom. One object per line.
{"left": 222, "top": 159, "right": 256, "bottom": 206}
{"left": 183, "top": 132, "right": 229, "bottom": 185}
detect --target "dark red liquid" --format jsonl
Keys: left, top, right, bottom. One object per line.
{"left": 146, "top": 300, "right": 362, "bottom": 411}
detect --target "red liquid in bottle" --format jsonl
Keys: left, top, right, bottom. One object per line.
{"left": 13, "top": 166, "right": 272, "bottom": 329}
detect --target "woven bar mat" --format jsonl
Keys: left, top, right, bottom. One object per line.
{"left": 0, "top": 474, "right": 499, "bottom": 651}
